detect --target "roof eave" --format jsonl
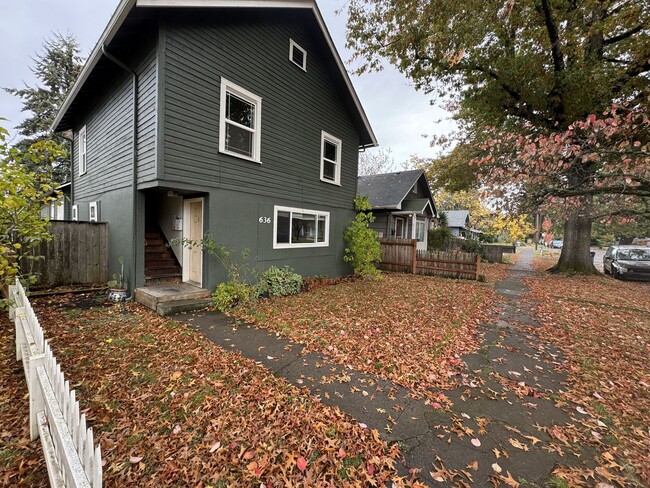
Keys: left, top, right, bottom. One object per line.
{"left": 51, "top": 0, "right": 137, "bottom": 132}
{"left": 52, "top": 0, "right": 378, "bottom": 147}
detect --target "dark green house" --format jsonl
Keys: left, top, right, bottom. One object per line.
{"left": 52, "top": 0, "right": 376, "bottom": 298}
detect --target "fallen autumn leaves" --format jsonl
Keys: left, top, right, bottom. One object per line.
{"left": 524, "top": 254, "right": 650, "bottom": 486}
{"left": 0, "top": 295, "right": 419, "bottom": 487}
{"left": 236, "top": 271, "right": 506, "bottom": 398}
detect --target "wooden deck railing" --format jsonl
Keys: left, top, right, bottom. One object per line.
{"left": 9, "top": 279, "right": 102, "bottom": 487}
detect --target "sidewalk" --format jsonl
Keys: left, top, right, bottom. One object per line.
{"left": 174, "top": 248, "right": 595, "bottom": 486}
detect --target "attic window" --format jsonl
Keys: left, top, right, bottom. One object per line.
{"left": 289, "top": 39, "right": 307, "bottom": 71}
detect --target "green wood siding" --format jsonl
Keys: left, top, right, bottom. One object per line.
{"left": 137, "top": 49, "right": 158, "bottom": 184}
{"left": 160, "top": 9, "right": 359, "bottom": 209}
{"left": 72, "top": 73, "right": 134, "bottom": 201}
{"left": 72, "top": 41, "right": 158, "bottom": 199}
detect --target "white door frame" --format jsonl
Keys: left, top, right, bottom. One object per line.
{"left": 182, "top": 197, "right": 204, "bottom": 286}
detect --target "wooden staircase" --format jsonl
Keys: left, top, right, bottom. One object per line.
{"left": 145, "top": 226, "right": 182, "bottom": 284}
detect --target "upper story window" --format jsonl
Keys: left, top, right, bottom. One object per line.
{"left": 79, "top": 125, "right": 87, "bottom": 175}
{"left": 289, "top": 39, "right": 307, "bottom": 71}
{"left": 71, "top": 204, "right": 78, "bottom": 221}
{"left": 320, "top": 131, "right": 341, "bottom": 185}
{"left": 273, "top": 206, "right": 329, "bottom": 249}
{"left": 219, "top": 78, "right": 262, "bottom": 163}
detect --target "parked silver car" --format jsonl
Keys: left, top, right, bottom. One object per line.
{"left": 603, "top": 245, "right": 650, "bottom": 280}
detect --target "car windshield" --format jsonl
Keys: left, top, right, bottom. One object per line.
{"left": 617, "top": 249, "right": 650, "bottom": 261}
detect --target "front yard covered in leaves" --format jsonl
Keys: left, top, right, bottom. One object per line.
{"left": 0, "top": 294, "right": 413, "bottom": 487}
{"left": 524, "top": 255, "right": 650, "bottom": 486}
{"left": 236, "top": 266, "right": 508, "bottom": 397}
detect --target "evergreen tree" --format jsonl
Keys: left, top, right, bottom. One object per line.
{"left": 5, "top": 33, "right": 83, "bottom": 183}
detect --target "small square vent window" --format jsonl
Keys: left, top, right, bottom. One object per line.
{"left": 289, "top": 39, "right": 307, "bottom": 71}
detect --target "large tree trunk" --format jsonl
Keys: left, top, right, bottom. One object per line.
{"left": 550, "top": 214, "right": 599, "bottom": 274}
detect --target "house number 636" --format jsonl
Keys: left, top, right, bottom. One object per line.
{"left": 259, "top": 217, "right": 271, "bottom": 224}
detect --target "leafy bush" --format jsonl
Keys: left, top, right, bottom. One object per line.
{"left": 428, "top": 227, "right": 452, "bottom": 251}
{"left": 212, "top": 281, "right": 254, "bottom": 312}
{"left": 460, "top": 238, "right": 487, "bottom": 259}
{"left": 343, "top": 196, "right": 381, "bottom": 277}
{"left": 258, "top": 266, "right": 302, "bottom": 297}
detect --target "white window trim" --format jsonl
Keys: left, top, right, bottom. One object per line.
{"left": 289, "top": 39, "right": 307, "bottom": 71}
{"left": 89, "top": 201, "right": 98, "bottom": 222}
{"left": 79, "top": 125, "right": 87, "bottom": 176}
{"left": 219, "top": 78, "right": 262, "bottom": 164}
{"left": 71, "top": 204, "right": 79, "bottom": 221}
{"left": 273, "top": 205, "right": 330, "bottom": 249}
{"left": 320, "top": 131, "right": 342, "bottom": 186}
{"left": 416, "top": 220, "right": 426, "bottom": 241}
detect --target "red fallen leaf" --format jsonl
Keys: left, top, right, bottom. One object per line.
{"left": 337, "top": 447, "right": 346, "bottom": 458}
{"left": 296, "top": 456, "right": 307, "bottom": 472}
{"left": 243, "top": 451, "right": 255, "bottom": 460}
{"left": 367, "top": 463, "right": 375, "bottom": 475}
{"left": 431, "top": 402, "right": 443, "bottom": 409}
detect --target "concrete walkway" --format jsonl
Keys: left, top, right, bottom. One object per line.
{"left": 173, "top": 248, "right": 595, "bottom": 486}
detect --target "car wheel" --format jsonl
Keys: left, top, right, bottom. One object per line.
{"left": 612, "top": 268, "right": 620, "bottom": 279}
{"left": 604, "top": 266, "right": 610, "bottom": 275}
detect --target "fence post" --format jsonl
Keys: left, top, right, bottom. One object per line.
{"left": 475, "top": 254, "right": 481, "bottom": 280}
{"left": 29, "top": 353, "right": 46, "bottom": 441}
{"left": 411, "top": 239, "right": 417, "bottom": 274}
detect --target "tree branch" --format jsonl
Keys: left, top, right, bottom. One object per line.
{"left": 604, "top": 24, "right": 644, "bottom": 45}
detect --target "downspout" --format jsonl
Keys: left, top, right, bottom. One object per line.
{"left": 102, "top": 45, "right": 138, "bottom": 296}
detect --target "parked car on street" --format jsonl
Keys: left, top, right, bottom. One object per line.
{"left": 551, "top": 240, "right": 563, "bottom": 249}
{"left": 603, "top": 245, "right": 650, "bottom": 280}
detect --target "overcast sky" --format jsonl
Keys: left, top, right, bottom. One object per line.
{"left": 0, "top": 0, "right": 455, "bottom": 166}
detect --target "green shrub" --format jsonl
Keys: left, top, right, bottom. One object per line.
{"left": 428, "top": 226, "right": 452, "bottom": 250}
{"left": 461, "top": 238, "right": 488, "bottom": 259}
{"left": 258, "top": 266, "right": 302, "bottom": 297}
{"left": 212, "top": 281, "right": 254, "bottom": 312}
{"left": 343, "top": 196, "right": 381, "bottom": 277}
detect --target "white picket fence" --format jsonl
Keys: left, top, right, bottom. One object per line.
{"left": 9, "top": 279, "right": 102, "bottom": 488}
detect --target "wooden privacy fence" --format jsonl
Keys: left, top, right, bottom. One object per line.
{"left": 8, "top": 279, "right": 102, "bottom": 487}
{"left": 379, "top": 238, "right": 481, "bottom": 280}
{"left": 22, "top": 221, "right": 109, "bottom": 287}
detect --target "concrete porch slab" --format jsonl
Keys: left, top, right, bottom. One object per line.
{"left": 135, "top": 283, "right": 211, "bottom": 315}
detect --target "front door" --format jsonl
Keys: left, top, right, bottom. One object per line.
{"left": 183, "top": 198, "right": 203, "bottom": 285}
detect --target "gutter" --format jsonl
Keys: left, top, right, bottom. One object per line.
{"left": 102, "top": 45, "right": 139, "bottom": 295}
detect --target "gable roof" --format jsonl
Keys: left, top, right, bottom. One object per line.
{"left": 51, "top": 0, "right": 377, "bottom": 147}
{"left": 357, "top": 169, "right": 436, "bottom": 214}
{"left": 444, "top": 210, "right": 470, "bottom": 228}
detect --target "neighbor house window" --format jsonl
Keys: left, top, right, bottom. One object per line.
{"left": 49, "top": 203, "right": 56, "bottom": 220}
{"left": 71, "top": 204, "right": 78, "bottom": 221}
{"left": 89, "top": 201, "right": 98, "bottom": 222}
{"left": 273, "top": 206, "right": 329, "bottom": 249}
{"left": 289, "top": 39, "right": 307, "bottom": 71}
{"left": 219, "top": 78, "right": 262, "bottom": 163}
{"left": 79, "top": 125, "right": 87, "bottom": 175}
{"left": 416, "top": 221, "right": 426, "bottom": 241}
{"left": 394, "top": 217, "right": 405, "bottom": 238}
{"left": 320, "top": 131, "right": 341, "bottom": 185}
